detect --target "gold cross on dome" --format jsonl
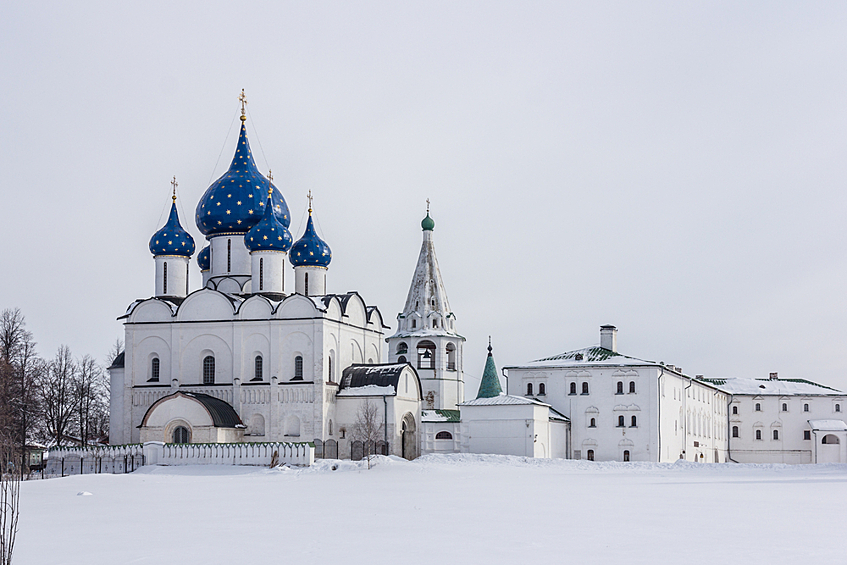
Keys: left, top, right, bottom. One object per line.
{"left": 426, "top": 198, "right": 430, "bottom": 214}
{"left": 171, "top": 176, "right": 178, "bottom": 202}
{"left": 307, "top": 190, "right": 313, "bottom": 215}
{"left": 267, "top": 170, "right": 273, "bottom": 196}
{"left": 239, "top": 89, "right": 248, "bottom": 120}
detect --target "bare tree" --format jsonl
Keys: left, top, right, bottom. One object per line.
{"left": 0, "top": 438, "right": 20, "bottom": 565}
{"left": 0, "top": 309, "right": 42, "bottom": 475}
{"left": 352, "top": 399, "right": 384, "bottom": 469}
{"left": 39, "top": 346, "right": 78, "bottom": 446}
{"left": 73, "top": 355, "right": 107, "bottom": 446}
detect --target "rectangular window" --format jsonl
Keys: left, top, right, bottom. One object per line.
{"left": 804, "top": 430, "right": 811, "bottom": 440}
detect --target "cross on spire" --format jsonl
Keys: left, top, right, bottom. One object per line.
{"left": 307, "top": 190, "right": 313, "bottom": 215}
{"left": 267, "top": 170, "right": 273, "bottom": 196}
{"left": 238, "top": 89, "right": 248, "bottom": 121}
{"left": 426, "top": 198, "right": 430, "bottom": 214}
{"left": 171, "top": 176, "right": 178, "bottom": 202}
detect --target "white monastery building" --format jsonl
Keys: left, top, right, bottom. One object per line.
{"left": 105, "top": 96, "right": 847, "bottom": 466}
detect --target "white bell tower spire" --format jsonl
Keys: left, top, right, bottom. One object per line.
{"left": 386, "top": 202, "right": 465, "bottom": 410}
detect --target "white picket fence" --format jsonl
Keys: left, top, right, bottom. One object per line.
{"left": 45, "top": 441, "right": 314, "bottom": 477}
{"left": 152, "top": 441, "right": 313, "bottom": 467}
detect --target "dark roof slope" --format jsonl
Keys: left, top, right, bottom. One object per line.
{"left": 139, "top": 391, "right": 243, "bottom": 428}
{"left": 340, "top": 363, "right": 422, "bottom": 397}
{"left": 108, "top": 351, "right": 125, "bottom": 369}
{"left": 186, "top": 393, "right": 243, "bottom": 427}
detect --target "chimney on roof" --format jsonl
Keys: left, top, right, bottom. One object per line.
{"left": 769, "top": 372, "right": 778, "bottom": 381}
{"left": 600, "top": 325, "right": 617, "bottom": 353}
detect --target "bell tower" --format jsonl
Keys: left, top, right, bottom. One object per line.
{"left": 386, "top": 202, "right": 464, "bottom": 410}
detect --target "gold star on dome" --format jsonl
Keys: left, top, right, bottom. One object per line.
{"left": 248, "top": 210, "right": 254, "bottom": 214}
{"left": 155, "top": 240, "right": 159, "bottom": 244}
{"left": 237, "top": 220, "right": 242, "bottom": 224}
{"left": 263, "top": 236, "right": 268, "bottom": 240}
{"left": 310, "top": 252, "right": 314, "bottom": 256}
{"left": 168, "top": 241, "right": 172, "bottom": 245}
{"left": 228, "top": 194, "right": 232, "bottom": 198}
{"left": 237, "top": 201, "right": 242, "bottom": 205}
{"left": 278, "top": 236, "right": 282, "bottom": 241}
{"left": 226, "top": 210, "right": 231, "bottom": 215}
{"left": 217, "top": 221, "right": 222, "bottom": 225}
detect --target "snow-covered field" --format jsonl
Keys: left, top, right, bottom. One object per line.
{"left": 17, "top": 455, "right": 846, "bottom": 564}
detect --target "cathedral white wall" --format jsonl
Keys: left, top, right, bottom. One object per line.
{"left": 118, "top": 293, "right": 385, "bottom": 445}
{"left": 154, "top": 256, "right": 189, "bottom": 297}
{"left": 251, "top": 251, "right": 285, "bottom": 294}
{"left": 209, "top": 235, "right": 251, "bottom": 277}
{"left": 295, "top": 266, "right": 326, "bottom": 296}
{"left": 421, "top": 421, "right": 461, "bottom": 454}
{"left": 108, "top": 367, "right": 125, "bottom": 445}
{"left": 727, "top": 393, "right": 846, "bottom": 464}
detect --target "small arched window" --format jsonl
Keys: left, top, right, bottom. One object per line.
{"left": 227, "top": 239, "right": 232, "bottom": 273}
{"left": 589, "top": 418, "right": 596, "bottom": 428}
{"left": 587, "top": 449, "right": 595, "bottom": 461}
{"left": 328, "top": 357, "right": 333, "bottom": 382}
{"left": 629, "top": 381, "right": 636, "bottom": 393}
{"left": 618, "top": 415, "right": 625, "bottom": 427}
{"left": 294, "top": 356, "right": 303, "bottom": 380}
{"left": 417, "top": 341, "right": 436, "bottom": 370}
{"left": 163, "top": 262, "right": 168, "bottom": 294}
{"left": 623, "top": 450, "right": 630, "bottom": 462}
{"left": 150, "top": 357, "right": 160, "bottom": 382}
{"left": 254, "top": 355, "right": 263, "bottom": 381}
{"left": 755, "top": 403, "right": 761, "bottom": 412}
{"left": 773, "top": 429, "right": 779, "bottom": 440}
{"left": 582, "top": 382, "right": 589, "bottom": 395}
{"left": 631, "top": 415, "right": 637, "bottom": 427}
{"left": 304, "top": 272, "right": 309, "bottom": 295}
{"left": 538, "top": 383, "right": 546, "bottom": 396}
{"left": 398, "top": 355, "right": 407, "bottom": 364}
{"left": 804, "top": 403, "right": 810, "bottom": 412}
{"left": 755, "top": 429, "right": 762, "bottom": 440}
{"left": 203, "top": 356, "right": 215, "bottom": 385}
{"left": 259, "top": 257, "right": 264, "bottom": 291}
{"left": 526, "top": 383, "right": 533, "bottom": 396}
{"left": 836, "top": 404, "right": 842, "bottom": 413}
{"left": 616, "top": 381, "right": 623, "bottom": 394}
{"left": 732, "top": 406, "right": 738, "bottom": 415}
{"left": 782, "top": 403, "right": 787, "bottom": 412}
{"left": 435, "top": 431, "right": 453, "bottom": 440}
{"left": 411, "top": 319, "right": 416, "bottom": 329}
{"left": 173, "top": 426, "right": 189, "bottom": 444}
{"left": 328, "top": 420, "right": 333, "bottom": 436}
{"left": 569, "top": 382, "right": 576, "bottom": 395}
{"left": 396, "top": 342, "right": 408, "bottom": 355}
{"left": 446, "top": 343, "right": 456, "bottom": 370}
{"left": 732, "top": 426, "right": 739, "bottom": 438}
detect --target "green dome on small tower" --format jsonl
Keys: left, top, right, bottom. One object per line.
{"left": 421, "top": 199, "right": 435, "bottom": 231}
{"left": 476, "top": 337, "right": 503, "bottom": 399}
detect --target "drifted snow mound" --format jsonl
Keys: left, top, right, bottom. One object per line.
{"left": 283, "top": 455, "right": 408, "bottom": 474}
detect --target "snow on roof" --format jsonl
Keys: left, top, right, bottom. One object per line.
{"left": 512, "top": 346, "right": 658, "bottom": 368}
{"left": 706, "top": 378, "right": 843, "bottom": 396}
{"left": 421, "top": 409, "right": 461, "bottom": 423}
{"left": 459, "top": 394, "right": 551, "bottom": 408}
{"left": 336, "top": 384, "right": 396, "bottom": 397}
{"left": 808, "top": 420, "right": 847, "bottom": 431}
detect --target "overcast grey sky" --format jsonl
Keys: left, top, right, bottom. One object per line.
{"left": 1, "top": 2, "right": 846, "bottom": 394}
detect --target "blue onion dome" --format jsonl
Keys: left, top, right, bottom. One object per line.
{"left": 290, "top": 212, "right": 332, "bottom": 268}
{"left": 197, "top": 245, "right": 210, "bottom": 271}
{"left": 149, "top": 198, "right": 196, "bottom": 257}
{"left": 245, "top": 190, "right": 293, "bottom": 252}
{"left": 195, "top": 119, "right": 290, "bottom": 236}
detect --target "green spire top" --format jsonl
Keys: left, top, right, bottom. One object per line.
{"left": 476, "top": 336, "right": 503, "bottom": 398}
{"left": 421, "top": 198, "right": 435, "bottom": 231}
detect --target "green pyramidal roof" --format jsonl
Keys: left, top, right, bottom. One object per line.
{"left": 476, "top": 345, "right": 503, "bottom": 398}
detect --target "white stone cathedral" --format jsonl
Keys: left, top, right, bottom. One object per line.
{"left": 108, "top": 102, "right": 427, "bottom": 459}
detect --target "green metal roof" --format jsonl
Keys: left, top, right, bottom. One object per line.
{"left": 476, "top": 345, "right": 503, "bottom": 398}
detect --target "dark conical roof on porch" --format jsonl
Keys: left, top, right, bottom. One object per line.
{"left": 476, "top": 338, "right": 503, "bottom": 399}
